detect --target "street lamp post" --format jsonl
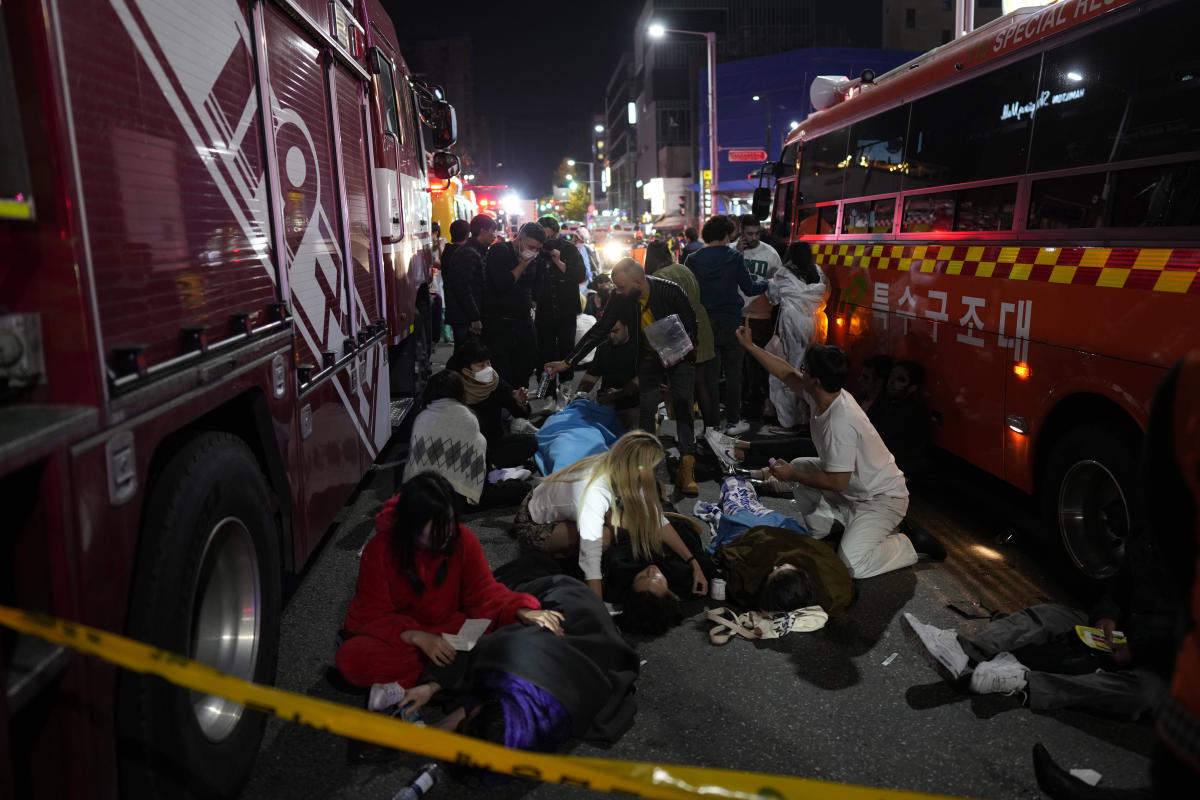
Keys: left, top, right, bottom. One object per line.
{"left": 566, "top": 158, "right": 596, "bottom": 193}
{"left": 753, "top": 92, "right": 771, "bottom": 158}
{"left": 648, "top": 23, "right": 717, "bottom": 221}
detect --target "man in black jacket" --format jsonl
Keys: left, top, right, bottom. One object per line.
{"left": 444, "top": 214, "right": 495, "bottom": 344}
{"left": 534, "top": 216, "right": 588, "bottom": 394}
{"left": 484, "top": 221, "right": 545, "bottom": 387}
{"left": 544, "top": 258, "right": 701, "bottom": 494}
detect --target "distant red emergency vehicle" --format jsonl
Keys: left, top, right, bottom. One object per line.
{"left": 773, "top": 0, "right": 1199, "bottom": 579}
{"left": 0, "top": 0, "right": 458, "bottom": 796}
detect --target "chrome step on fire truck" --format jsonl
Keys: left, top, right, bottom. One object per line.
{"left": 0, "top": 0, "right": 457, "bottom": 796}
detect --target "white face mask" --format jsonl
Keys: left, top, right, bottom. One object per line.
{"left": 520, "top": 247, "right": 540, "bottom": 261}
{"left": 472, "top": 366, "right": 496, "bottom": 383}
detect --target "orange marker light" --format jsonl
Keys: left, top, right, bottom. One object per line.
{"left": 835, "top": 316, "right": 845, "bottom": 327}
{"left": 1013, "top": 362, "right": 1032, "bottom": 379}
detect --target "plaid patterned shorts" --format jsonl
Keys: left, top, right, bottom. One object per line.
{"left": 510, "top": 493, "right": 556, "bottom": 550}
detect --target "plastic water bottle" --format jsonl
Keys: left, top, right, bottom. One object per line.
{"left": 391, "top": 763, "right": 439, "bottom": 800}
{"left": 535, "top": 369, "right": 553, "bottom": 399}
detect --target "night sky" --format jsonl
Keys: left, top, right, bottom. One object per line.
{"left": 386, "top": 0, "right": 644, "bottom": 197}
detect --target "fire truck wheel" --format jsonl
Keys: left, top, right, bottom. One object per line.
{"left": 1041, "top": 426, "right": 1135, "bottom": 581}
{"left": 118, "top": 432, "right": 281, "bottom": 799}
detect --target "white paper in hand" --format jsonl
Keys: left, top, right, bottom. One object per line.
{"left": 441, "top": 618, "right": 491, "bottom": 651}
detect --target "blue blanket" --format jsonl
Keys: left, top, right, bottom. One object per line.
{"left": 535, "top": 400, "right": 623, "bottom": 475}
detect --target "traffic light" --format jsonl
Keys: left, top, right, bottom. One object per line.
{"left": 677, "top": 194, "right": 686, "bottom": 216}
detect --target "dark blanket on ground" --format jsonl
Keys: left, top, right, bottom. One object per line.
{"left": 427, "top": 568, "right": 640, "bottom": 744}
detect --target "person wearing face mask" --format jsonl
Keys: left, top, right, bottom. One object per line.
{"left": 533, "top": 216, "right": 588, "bottom": 395}
{"left": 335, "top": 472, "right": 562, "bottom": 712}
{"left": 483, "top": 221, "right": 546, "bottom": 387}
{"left": 447, "top": 338, "right": 537, "bottom": 471}
{"left": 542, "top": 259, "right": 701, "bottom": 494}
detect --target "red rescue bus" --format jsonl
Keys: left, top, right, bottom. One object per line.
{"left": 0, "top": 0, "right": 457, "bottom": 796}
{"left": 772, "top": 0, "right": 1199, "bottom": 580}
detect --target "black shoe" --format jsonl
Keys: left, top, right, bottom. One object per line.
{"left": 901, "top": 519, "right": 946, "bottom": 562}
{"left": 1032, "top": 743, "right": 1152, "bottom": 800}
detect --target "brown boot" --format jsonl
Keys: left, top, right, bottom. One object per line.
{"left": 676, "top": 454, "right": 698, "bottom": 496}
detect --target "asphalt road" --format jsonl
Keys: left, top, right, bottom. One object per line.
{"left": 240, "top": 342, "right": 1155, "bottom": 800}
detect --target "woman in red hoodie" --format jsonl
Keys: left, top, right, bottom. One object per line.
{"left": 336, "top": 472, "right": 563, "bottom": 710}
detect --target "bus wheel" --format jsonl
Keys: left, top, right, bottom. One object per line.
{"left": 119, "top": 432, "right": 281, "bottom": 799}
{"left": 1041, "top": 426, "right": 1134, "bottom": 580}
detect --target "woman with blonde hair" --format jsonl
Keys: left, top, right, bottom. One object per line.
{"left": 511, "top": 431, "right": 708, "bottom": 610}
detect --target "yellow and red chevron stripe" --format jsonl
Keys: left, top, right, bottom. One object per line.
{"left": 812, "top": 243, "right": 1200, "bottom": 295}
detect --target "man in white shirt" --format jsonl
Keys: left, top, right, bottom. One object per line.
{"left": 734, "top": 327, "right": 945, "bottom": 578}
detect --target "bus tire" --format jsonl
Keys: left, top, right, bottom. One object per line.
{"left": 1040, "top": 425, "right": 1136, "bottom": 581}
{"left": 118, "top": 432, "right": 281, "bottom": 799}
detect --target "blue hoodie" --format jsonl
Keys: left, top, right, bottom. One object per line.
{"left": 686, "top": 246, "right": 768, "bottom": 327}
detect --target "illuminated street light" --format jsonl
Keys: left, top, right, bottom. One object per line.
{"left": 565, "top": 174, "right": 573, "bottom": 181}
{"left": 569, "top": 181, "right": 578, "bottom": 191}
{"left": 567, "top": 159, "right": 576, "bottom": 166}
{"left": 594, "top": 124, "right": 604, "bottom": 132}
{"left": 789, "top": 121, "right": 800, "bottom": 129}
{"left": 752, "top": 95, "right": 760, "bottom": 101}
{"left": 648, "top": 22, "right": 718, "bottom": 217}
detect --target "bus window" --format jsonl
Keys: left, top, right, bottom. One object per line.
{"left": 1029, "top": 19, "right": 1131, "bottom": 172}
{"left": 1115, "top": 2, "right": 1200, "bottom": 162}
{"left": 843, "top": 105, "right": 908, "bottom": 199}
{"left": 772, "top": 181, "right": 795, "bottom": 233}
{"left": 905, "top": 56, "right": 1039, "bottom": 188}
{"left": 1027, "top": 173, "right": 1105, "bottom": 230}
{"left": 798, "top": 128, "right": 849, "bottom": 204}
{"left": 1111, "top": 161, "right": 1200, "bottom": 228}
{"left": 843, "top": 197, "right": 895, "bottom": 234}
{"left": 902, "top": 184, "right": 1014, "bottom": 232}
{"left": 797, "top": 205, "right": 838, "bottom": 235}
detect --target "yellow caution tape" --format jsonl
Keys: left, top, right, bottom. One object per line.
{"left": 0, "top": 605, "right": 967, "bottom": 799}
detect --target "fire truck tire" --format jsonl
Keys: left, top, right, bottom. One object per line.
{"left": 1041, "top": 425, "right": 1136, "bottom": 581}
{"left": 118, "top": 432, "right": 281, "bottom": 799}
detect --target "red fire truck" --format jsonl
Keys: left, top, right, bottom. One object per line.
{"left": 772, "top": 0, "right": 1198, "bottom": 581}
{"left": 0, "top": 0, "right": 458, "bottom": 796}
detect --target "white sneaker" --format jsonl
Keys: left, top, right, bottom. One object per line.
{"left": 704, "top": 428, "right": 740, "bottom": 469}
{"left": 904, "top": 613, "right": 970, "bottom": 679}
{"left": 968, "top": 652, "right": 1028, "bottom": 695}
{"left": 367, "top": 681, "right": 407, "bottom": 713}
{"left": 725, "top": 420, "right": 751, "bottom": 436}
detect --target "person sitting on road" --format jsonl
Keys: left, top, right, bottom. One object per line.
{"left": 509, "top": 430, "right": 708, "bottom": 607}
{"left": 335, "top": 472, "right": 563, "bottom": 712}
{"left": 868, "top": 360, "right": 932, "bottom": 483}
{"left": 397, "top": 565, "right": 639, "bottom": 757}
{"left": 577, "top": 312, "right": 640, "bottom": 433}
{"left": 447, "top": 337, "right": 537, "bottom": 471}
{"left": 404, "top": 370, "right": 529, "bottom": 510}
{"left": 734, "top": 332, "right": 946, "bottom": 578}
{"left": 714, "top": 525, "right": 853, "bottom": 615}
{"left": 853, "top": 354, "right": 893, "bottom": 413}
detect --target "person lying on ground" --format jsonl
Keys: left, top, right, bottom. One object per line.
{"left": 335, "top": 472, "right": 562, "bottom": 710}
{"left": 447, "top": 337, "right": 536, "bottom": 470}
{"left": 577, "top": 314, "right": 640, "bottom": 433}
{"left": 734, "top": 328, "right": 945, "bottom": 578}
{"left": 396, "top": 569, "right": 640, "bottom": 759}
{"left": 714, "top": 525, "right": 853, "bottom": 616}
{"left": 542, "top": 258, "right": 701, "bottom": 494}
{"left": 509, "top": 430, "right": 708, "bottom": 600}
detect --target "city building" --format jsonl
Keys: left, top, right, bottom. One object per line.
{"left": 882, "top": 0, "right": 1003, "bottom": 51}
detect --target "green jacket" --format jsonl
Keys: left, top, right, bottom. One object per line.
{"left": 652, "top": 263, "right": 715, "bottom": 363}
{"left": 715, "top": 526, "right": 853, "bottom": 615}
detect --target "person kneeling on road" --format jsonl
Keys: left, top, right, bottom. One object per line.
{"left": 542, "top": 258, "right": 701, "bottom": 494}
{"left": 335, "top": 472, "right": 561, "bottom": 713}
{"left": 509, "top": 430, "right": 708, "bottom": 611}
{"left": 734, "top": 327, "right": 945, "bottom": 578}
